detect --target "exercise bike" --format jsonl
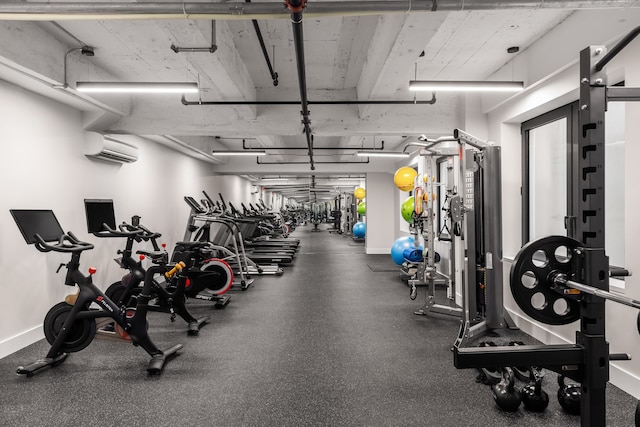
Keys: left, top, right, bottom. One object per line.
{"left": 84, "top": 199, "right": 232, "bottom": 313}
{"left": 10, "top": 209, "right": 183, "bottom": 376}
{"left": 95, "top": 218, "right": 212, "bottom": 336}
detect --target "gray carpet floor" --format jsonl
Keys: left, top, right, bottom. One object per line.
{"left": 0, "top": 225, "right": 637, "bottom": 426}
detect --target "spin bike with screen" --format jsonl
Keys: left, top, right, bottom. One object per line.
{"left": 10, "top": 209, "right": 183, "bottom": 376}
{"left": 84, "top": 199, "right": 214, "bottom": 334}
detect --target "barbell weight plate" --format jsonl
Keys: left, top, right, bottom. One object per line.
{"left": 510, "top": 235, "right": 582, "bottom": 325}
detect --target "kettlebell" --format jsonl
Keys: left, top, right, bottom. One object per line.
{"left": 476, "top": 342, "right": 501, "bottom": 385}
{"left": 521, "top": 368, "right": 549, "bottom": 412}
{"left": 492, "top": 367, "right": 522, "bottom": 412}
{"left": 557, "top": 375, "right": 581, "bottom": 415}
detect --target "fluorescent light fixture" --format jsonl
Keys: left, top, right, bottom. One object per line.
{"left": 76, "top": 82, "right": 199, "bottom": 94}
{"left": 260, "top": 177, "right": 290, "bottom": 181}
{"left": 357, "top": 150, "right": 410, "bottom": 158}
{"left": 409, "top": 80, "right": 523, "bottom": 92}
{"left": 211, "top": 150, "right": 266, "bottom": 156}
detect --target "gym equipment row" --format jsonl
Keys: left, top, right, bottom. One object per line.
{"left": 10, "top": 207, "right": 185, "bottom": 376}
{"left": 10, "top": 194, "right": 299, "bottom": 377}
{"left": 181, "top": 192, "right": 300, "bottom": 283}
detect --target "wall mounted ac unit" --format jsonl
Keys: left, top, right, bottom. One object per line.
{"left": 84, "top": 132, "right": 139, "bottom": 163}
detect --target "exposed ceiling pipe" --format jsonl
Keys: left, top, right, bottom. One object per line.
{"left": 180, "top": 95, "right": 437, "bottom": 105}
{"left": 285, "top": 0, "right": 314, "bottom": 171}
{"left": 0, "top": 1, "right": 638, "bottom": 21}
{"left": 242, "top": 139, "right": 386, "bottom": 150}
{"left": 245, "top": 0, "right": 278, "bottom": 86}
{"left": 257, "top": 158, "right": 369, "bottom": 165}
{"left": 171, "top": 20, "right": 217, "bottom": 53}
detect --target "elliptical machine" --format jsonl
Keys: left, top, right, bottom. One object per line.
{"left": 10, "top": 209, "right": 183, "bottom": 376}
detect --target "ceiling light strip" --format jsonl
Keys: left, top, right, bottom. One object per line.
{"left": 409, "top": 80, "right": 523, "bottom": 92}
{"left": 212, "top": 150, "right": 267, "bottom": 156}
{"left": 356, "top": 151, "right": 410, "bottom": 158}
{"left": 76, "top": 82, "right": 199, "bottom": 94}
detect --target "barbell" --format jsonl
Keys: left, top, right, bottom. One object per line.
{"left": 510, "top": 235, "right": 638, "bottom": 326}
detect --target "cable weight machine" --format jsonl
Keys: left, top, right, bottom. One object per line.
{"left": 405, "top": 131, "right": 514, "bottom": 340}
{"left": 453, "top": 26, "right": 640, "bottom": 427}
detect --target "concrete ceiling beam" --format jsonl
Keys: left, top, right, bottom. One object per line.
{"left": 356, "top": 13, "right": 448, "bottom": 117}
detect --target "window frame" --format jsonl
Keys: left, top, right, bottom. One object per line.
{"left": 521, "top": 102, "right": 578, "bottom": 245}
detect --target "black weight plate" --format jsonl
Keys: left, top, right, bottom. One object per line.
{"left": 510, "top": 235, "right": 581, "bottom": 325}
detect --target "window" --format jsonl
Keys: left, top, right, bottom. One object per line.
{"left": 522, "top": 104, "right": 576, "bottom": 244}
{"left": 522, "top": 101, "right": 625, "bottom": 269}
{"left": 604, "top": 101, "right": 625, "bottom": 267}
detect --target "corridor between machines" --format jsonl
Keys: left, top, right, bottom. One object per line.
{"left": 0, "top": 224, "right": 635, "bottom": 426}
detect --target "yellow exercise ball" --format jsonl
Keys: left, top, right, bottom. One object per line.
{"left": 394, "top": 167, "right": 418, "bottom": 192}
{"left": 354, "top": 187, "right": 366, "bottom": 200}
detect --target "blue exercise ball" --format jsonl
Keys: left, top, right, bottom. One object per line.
{"left": 390, "top": 236, "right": 422, "bottom": 266}
{"left": 353, "top": 222, "right": 366, "bottom": 238}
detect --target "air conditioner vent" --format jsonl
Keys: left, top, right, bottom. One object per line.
{"left": 84, "top": 132, "right": 139, "bottom": 163}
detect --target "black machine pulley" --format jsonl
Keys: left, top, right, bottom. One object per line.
{"left": 510, "top": 235, "right": 582, "bottom": 325}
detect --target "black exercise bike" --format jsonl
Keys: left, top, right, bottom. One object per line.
{"left": 100, "top": 216, "right": 213, "bottom": 335}
{"left": 10, "top": 209, "right": 183, "bottom": 376}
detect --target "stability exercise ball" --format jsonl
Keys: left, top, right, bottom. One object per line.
{"left": 354, "top": 187, "right": 366, "bottom": 200}
{"left": 401, "top": 196, "right": 414, "bottom": 224}
{"left": 390, "top": 236, "right": 422, "bottom": 265}
{"left": 357, "top": 202, "right": 366, "bottom": 216}
{"left": 353, "top": 222, "right": 366, "bottom": 238}
{"left": 393, "top": 167, "right": 417, "bottom": 192}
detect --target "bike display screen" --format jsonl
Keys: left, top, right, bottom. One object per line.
{"left": 84, "top": 199, "right": 117, "bottom": 234}
{"left": 11, "top": 209, "right": 65, "bottom": 244}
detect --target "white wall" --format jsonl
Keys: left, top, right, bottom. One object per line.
{"left": 0, "top": 79, "right": 251, "bottom": 358}
{"left": 364, "top": 173, "right": 397, "bottom": 254}
{"left": 207, "top": 174, "right": 261, "bottom": 214}
{"left": 483, "top": 28, "right": 640, "bottom": 398}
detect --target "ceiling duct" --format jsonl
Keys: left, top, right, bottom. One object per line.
{"left": 0, "top": 2, "right": 638, "bottom": 21}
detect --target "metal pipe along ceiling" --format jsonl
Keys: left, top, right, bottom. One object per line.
{"left": 245, "top": 0, "right": 278, "bottom": 86}
{"left": 286, "top": 0, "right": 314, "bottom": 171}
{"left": 180, "top": 96, "right": 437, "bottom": 106}
{"left": 0, "top": 1, "right": 638, "bottom": 21}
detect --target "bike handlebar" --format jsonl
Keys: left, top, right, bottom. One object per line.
{"left": 92, "top": 223, "right": 143, "bottom": 239}
{"left": 119, "top": 222, "right": 162, "bottom": 240}
{"left": 34, "top": 231, "right": 94, "bottom": 253}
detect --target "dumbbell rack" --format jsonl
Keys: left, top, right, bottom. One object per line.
{"left": 453, "top": 27, "right": 640, "bottom": 427}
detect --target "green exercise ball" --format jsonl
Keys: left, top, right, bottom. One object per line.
{"left": 401, "top": 196, "right": 414, "bottom": 224}
{"left": 357, "top": 202, "right": 366, "bottom": 216}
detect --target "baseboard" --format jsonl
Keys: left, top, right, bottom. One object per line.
{"left": 506, "top": 308, "right": 640, "bottom": 399}
{"left": 365, "top": 248, "right": 392, "bottom": 255}
{"left": 0, "top": 326, "right": 43, "bottom": 359}
{"left": 610, "top": 363, "right": 640, "bottom": 399}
